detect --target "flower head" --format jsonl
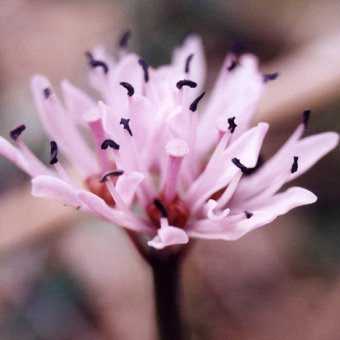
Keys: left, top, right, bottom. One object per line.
{"left": 0, "top": 35, "right": 338, "bottom": 249}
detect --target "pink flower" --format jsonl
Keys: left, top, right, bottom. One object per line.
{"left": 0, "top": 35, "right": 338, "bottom": 249}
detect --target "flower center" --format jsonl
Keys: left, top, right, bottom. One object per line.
{"left": 85, "top": 163, "right": 119, "bottom": 207}
{"left": 146, "top": 193, "right": 190, "bottom": 228}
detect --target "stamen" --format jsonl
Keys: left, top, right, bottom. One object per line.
{"left": 84, "top": 109, "right": 109, "bottom": 170}
{"left": 138, "top": 59, "right": 149, "bottom": 82}
{"left": 244, "top": 211, "right": 253, "bottom": 219}
{"left": 227, "top": 116, "right": 237, "bottom": 133}
{"left": 101, "top": 139, "right": 120, "bottom": 150}
{"left": 120, "top": 118, "right": 133, "bottom": 136}
{"left": 119, "top": 30, "right": 131, "bottom": 48}
{"left": 10, "top": 124, "right": 26, "bottom": 140}
{"left": 100, "top": 170, "right": 124, "bottom": 183}
{"left": 185, "top": 54, "right": 194, "bottom": 73}
{"left": 263, "top": 73, "right": 279, "bottom": 83}
{"left": 120, "top": 82, "right": 134, "bottom": 97}
{"left": 85, "top": 51, "right": 109, "bottom": 74}
{"left": 43, "top": 87, "right": 52, "bottom": 99}
{"left": 176, "top": 79, "right": 197, "bottom": 90}
{"left": 227, "top": 59, "right": 238, "bottom": 71}
{"left": 302, "top": 109, "right": 311, "bottom": 128}
{"left": 49, "top": 140, "right": 58, "bottom": 165}
{"left": 232, "top": 158, "right": 249, "bottom": 173}
{"left": 291, "top": 156, "right": 299, "bottom": 173}
{"left": 164, "top": 138, "right": 189, "bottom": 202}
{"left": 153, "top": 198, "right": 168, "bottom": 218}
{"left": 189, "top": 92, "right": 206, "bottom": 112}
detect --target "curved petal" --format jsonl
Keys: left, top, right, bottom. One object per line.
{"left": 205, "top": 199, "right": 230, "bottom": 220}
{"left": 31, "top": 175, "right": 83, "bottom": 209}
{"left": 115, "top": 171, "right": 145, "bottom": 207}
{"left": 147, "top": 218, "right": 189, "bottom": 249}
{"left": 243, "top": 186, "right": 317, "bottom": 213}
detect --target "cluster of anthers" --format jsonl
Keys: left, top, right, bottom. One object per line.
{"left": 0, "top": 33, "right": 338, "bottom": 249}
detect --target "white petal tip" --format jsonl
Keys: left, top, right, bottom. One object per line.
{"left": 165, "top": 138, "right": 189, "bottom": 157}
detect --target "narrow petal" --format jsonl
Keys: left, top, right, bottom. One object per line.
{"left": 197, "top": 54, "right": 264, "bottom": 156}
{"left": 234, "top": 131, "right": 339, "bottom": 203}
{"left": 185, "top": 123, "right": 268, "bottom": 212}
{"left": 243, "top": 186, "right": 317, "bottom": 213}
{"left": 31, "top": 75, "right": 98, "bottom": 175}
{"left": 78, "top": 190, "right": 151, "bottom": 233}
{"left": 61, "top": 80, "right": 96, "bottom": 123}
{"left": 31, "top": 175, "right": 83, "bottom": 209}
{"left": 172, "top": 34, "right": 206, "bottom": 92}
{"left": 289, "top": 132, "right": 339, "bottom": 180}
{"left": 0, "top": 137, "right": 30, "bottom": 174}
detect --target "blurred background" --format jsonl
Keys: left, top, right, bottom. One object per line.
{"left": 0, "top": 1, "right": 339, "bottom": 339}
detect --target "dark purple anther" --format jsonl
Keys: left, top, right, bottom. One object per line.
{"left": 49, "top": 140, "right": 58, "bottom": 165}
{"left": 101, "top": 139, "right": 120, "bottom": 150}
{"left": 227, "top": 116, "right": 237, "bottom": 133}
{"left": 10, "top": 124, "right": 26, "bottom": 140}
{"left": 120, "top": 118, "right": 133, "bottom": 136}
{"left": 176, "top": 79, "right": 197, "bottom": 90}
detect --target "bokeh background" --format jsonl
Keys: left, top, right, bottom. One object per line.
{"left": 0, "top": 1, "right": 339, "bottom": 339}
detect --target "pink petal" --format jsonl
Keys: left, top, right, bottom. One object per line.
{"left": 147, "top": 218, "right": 189, "bottom": 249}
{"left": 234, "top": 131, "right": 338, "bottom": 203}
{"left": 197, "top": 54, "right": 263, "bottom": 156}
{"left": 61, "top": 80, "right": 96, "bottom": 123}
{"left": 112, "top": 53, "right": 144, "bottom": 94}
{"left": 172, "top": 34, "right": 206, "bottom": 92}
{"left": 289, "top": 132, "right": 339, "bottom": 180}
{"left": 0, "top": 137, "right": 52, "bottom": 177}
{"left": 31, "top": 175, "right": 83, "bottom": 209}
{"left": 187, "top": 212, "right": 277, "bottom": 241}
{"left": 87, "top": 46, "right": 116, "bottom": 96}
{"left": 244, "top": 186, "right": 317, "bottom": 213}
{"left": 115, "top": 171, "right": 145, "bottom": 207}
{"left": 77, "top": 190, "right": 151, "bottom": 233}
{"left": 188, "top": 187, "right": 316, "bottom": 241}
{"left": 185, "top": 123, "right": 268, "bottom": 212}
{"left": 31, "top": 75, "right": 98, "bottom": 175}
{"left": 0, "top": 137, "right": 30, "bottom": 174}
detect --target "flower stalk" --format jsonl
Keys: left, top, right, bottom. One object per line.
{"left": 149, "top": 249, "right": 184, "bottom": 340}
